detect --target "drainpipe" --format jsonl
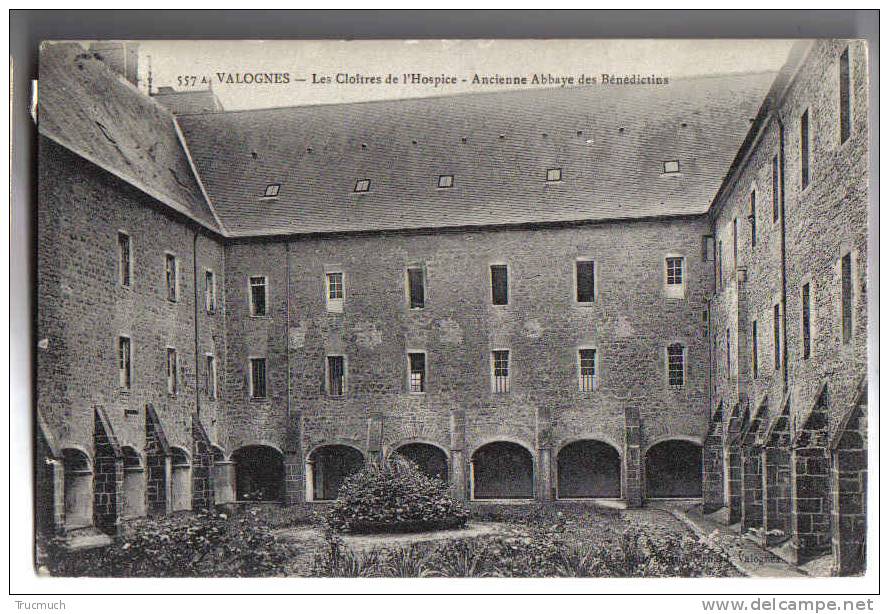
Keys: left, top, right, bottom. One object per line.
{"left": 777, "top": 116, "right": 790, "bottom": 393}
{"left": 193, "top": 230, "right": 201, "bottom": 420}
{"left": 285, "top": 241, "right": 292, "bottom": 423}
{"left": 707, "top": 298, "right": 713, "bottom": 420}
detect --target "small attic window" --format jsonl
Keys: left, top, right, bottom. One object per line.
{"left": 438, "top": 175, "right": 454, "bottom": 189}
{"left": 663, "top": 160, "right": 681, "bottom": 174}
{"left": 263, "top": 184, "right": 281, "bottom": 198}
{"left": 354, "top": 179, "right": 371, "bottom": 193}
{"left": 546, "top": 168, "right": 562, "bottom": 182}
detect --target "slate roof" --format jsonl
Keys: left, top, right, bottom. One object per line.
{"left": 38, "top": 42, "right": 222, "bottom": 232}
{"left": 177, "top": 71, "right": 778, "bottom": 237}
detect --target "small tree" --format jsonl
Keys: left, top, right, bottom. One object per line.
{"left": 325, "top": 455, "right": 469, "bottom": 534}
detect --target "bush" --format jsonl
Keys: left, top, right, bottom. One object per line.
{"left": 42, "top": 508, "right": 295, "bottom": 577}
{"left": 324, "top": 455, "right": 470, "bottom": 534}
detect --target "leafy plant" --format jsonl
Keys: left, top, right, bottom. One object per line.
{"left": 324, "top": 455, "right": 469, "bottom": 534}
{"left": 43, "top": 508, "right": 294, "bottom": 577}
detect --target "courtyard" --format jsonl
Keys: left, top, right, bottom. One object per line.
{"left": 41, "top": 501, "right": 813, "bottom": 578}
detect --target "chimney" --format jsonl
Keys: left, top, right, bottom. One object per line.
{"left": 88, "top": 42, "right": 139, "bottom": 87}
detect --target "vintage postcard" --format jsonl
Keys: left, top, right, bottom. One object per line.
{"left": 31, "top": 38, "right": 870, "bottom": 581}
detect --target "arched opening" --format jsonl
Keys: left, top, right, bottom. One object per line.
{"left": 170, "top": 447, "right": 192, "bottom": 511}
{"left": 393, "top": 443, "right": 449, "bottom": 482}
{"left": 62, "top": 448, "right": 93, "bottom": 529}
{"left": 121, "top": 447, "right": 146, "bottom": 519}
{"left": 306, "top": 445, "right": 364, "bottom": 501}
{"left": 471, "top": 441, "right": 534, "bottom": 500}
{"left": 232, "top": 445, "right": 284, "bottom": 502}
{"left": 557, "top": 440, "right": 621, "bottom": 499}
{"left": 645, "top": 440, "right": 703, "bottom": 499}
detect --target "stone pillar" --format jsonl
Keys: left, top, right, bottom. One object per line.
{"left": 726, "top": 445, "right": 742, "bottom": 524}
{"left": 93, "top": 412, "right": 123, "bottom": 535}
{"left": 449, "top": 409, "right": 467, "bottom": 500}
{"left": 624, "top": 406, "right": 642, "bottom": 507}
{"left": 190, "top": 419, "right": 215, "bottom": 510}
{"left": 536, "top": 405, "right": 553, "bottom": 501}
{"left": 702, "top": 413, "right": 725, "bottom": 513}
{"left": 791, "top": 399, "right": 832, "bottom": 565}
{"left": 366, "top": 413, "right": 383, "bottom": 463}
{"left": 763, "top": 446, "right": 792, "bottom": 546}
{"left": 831, "top": 393, "right": 867, "bottom": 575}
{"left": 537, "top": 447, "right": 553, "bottom": 502}
{"left": 741, "top": 444, "right": 763, "bottom": 535}
{"left": 283, "top": 453, "right": 304, "bottom": 505}
{"left": 50, "top": 460, "right": 65, "bottom": 533}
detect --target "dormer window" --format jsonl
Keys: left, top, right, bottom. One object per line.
{"left": 264, "top": 183, "right": 280, "bottom": 198}
{"left": 546, "top": 168, "right": 562, "bottom": 182}
{"left": 663, "top": 160, "right": 680, "bottom": 174}
{"left": 438, "top": 175, "right": 454, "bottom": 189}
{"left": 354, "top": 179, "right": 371, "bottom": 193}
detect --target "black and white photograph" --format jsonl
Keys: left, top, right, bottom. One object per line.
{"left": 11, "top": 21, "right": 876, "bottom": 597}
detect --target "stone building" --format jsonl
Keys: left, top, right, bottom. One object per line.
{"left": 34, "top": 40, "right": 868, "bottom": 575}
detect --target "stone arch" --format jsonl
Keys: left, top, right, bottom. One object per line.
{"left": 390, "top": 441, "right": 449, "bottom": 482}
{"left": 644, "top": 439, "right": 703, "bottom": 499}
{"left": 170, "top": 446, "right": 192, "bottom": 512}
{"left": 306, "top": 444, "right": 365, "bottom": 502}
{"left": 61, "top": 447, "right": 93, "bottom": 530}
{"left": 231, "top": 444, "right": 285, "bottom": 502}
{"left": 470, "top": 441, "right": 534, "bottom": 500}
{"left": 121, "top": 445, "right": 146, "bottom": 519}
{"left": 556, "top": 439, "right": 622, "bottom": 499}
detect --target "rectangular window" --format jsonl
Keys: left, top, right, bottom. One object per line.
{"left": 732, "top": 218, "right": 738, "bottom": 271}
{"left": 166, "top": 347, "right": 177, "bottom": 395}
{"left": 438, "top": 174, "right": 454, "bottom": 189}
{"left": 491, "top": 350, "right": 510, "bottom": 393}
{"left": 773, "top": 304, "right": 781, "bottom": 370}
{"left": 546, "top": 168, "right": 562, "bottom": 182}
{"left": 408, "top": 352, "right": 426, "bottom": 393}
{"left": 354, "top": 179, "right": 370, "bottom": 193}
{"left": 702, "top": 235, "right": 714, "bottom": 262}
{"left": 249, "top": 357, "right": 267, "bottom": 399}
{"left": 717, "top": 241, "right": 723, "bottom": 290}
{"left": 801, "top": 109, "right": 810, "bottom": 190}
{"left": 118, "top": 336, "right": 131, "bottom": 389}
{"left": 575, "top": 259, "right": 595, "bottom": 303}
{"left": 749, "top": 191, "right": 757, "bottom": 248}
{"left": 840, "top": 47, "right": 852, "bottom": 144}
{"left": 205, "top": 270, "right": 216, "bottom": 313}
{"left": 666, "top": 257, "right": 683, "bottom": 285}
{"left": 667, "top": 344, "right": 685, "bottom": 388}
{"left": 801, "top": 283, "right": 812, "bottom": 359}
{"left": 205, "top": 354, "right": 217, "bottom": 400}
{"left": 264, "top": 183, "right": 280, "bottom": 198}
{"left": 327, "top": 355, "right": 345, "bottom": 397}
{"left": 118, "top": 232, "right": 131, "bottom": 287}
{"left": 726, "top": 329, "right": 732, "bottom": 376}
{"left": 490, "top": 264, "right": 509, "bottom": 306}
{"left": 249, "top": 276, "right": 267, "bottom": 317}
{"left": 841, "top": 253, "right": 853, "bottom": 343}
{"left": 772, "top": 155, "right": 780, "bottom": 222}
{"left": 752, "top": 321, "right": 759, "bottom": 380}
{"left": 578, "top": 348, "right": 597, "bottom": 392}
{"left": 165, "top": 254, "right": 178, "bottom": 302}
{"left": 326, "top": 271, "right": 344, "bottom": 312}
{"left": 407, "top": 266, "right": 425, "bottom": 309}
{"left": 663, "top": 160, "right": 680, "bottom": 174}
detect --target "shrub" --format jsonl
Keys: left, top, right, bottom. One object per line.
{"left": 43, "top": 508, "right": 294, "bottom": 577}
{"left": 324, "top": 455, "right": 469, "bottom": 534}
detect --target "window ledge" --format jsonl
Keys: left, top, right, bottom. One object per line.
{"left": 249, "top": 397, "right": 269, "bottom": 403}
{"left": 248, "top": 315, "right": 272, "bottom": 320}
